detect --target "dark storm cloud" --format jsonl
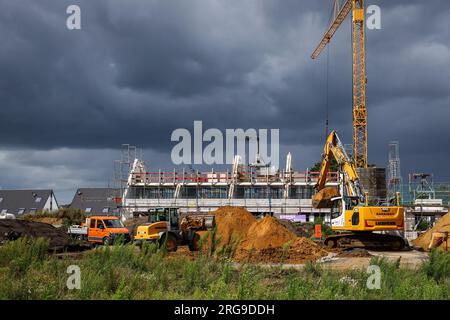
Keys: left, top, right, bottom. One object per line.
{"left": 0, "top": 0, "right": 449, "bottom": 198}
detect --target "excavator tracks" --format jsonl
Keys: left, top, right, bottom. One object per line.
{"left": 324, "top": 232, "right": 407, "bottom": 251}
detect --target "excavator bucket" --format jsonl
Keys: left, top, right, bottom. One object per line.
{"left": 312, "top": 186, "right": 340, "bottom": 209}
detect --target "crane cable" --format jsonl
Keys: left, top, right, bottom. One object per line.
{"left": 325, "top": 3, "right": 335, "bottom": 141}
{"left": 325, "top": 45, "right": 330, "bottom": 140}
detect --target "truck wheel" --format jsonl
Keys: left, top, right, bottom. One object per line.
{"left": 188, "top": 233, "right": 200, "bottom": 251}
{"left": 160, "top": 233, "right": 178, "bottom": 252}
{"left": 103, "top": 237, "right": 111, "bottom": 246}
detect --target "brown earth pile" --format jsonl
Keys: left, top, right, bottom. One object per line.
{"left": 338, "top": 248, "right": 372, "bottom": 258}
{"left": 212, "top": 206, "right": 328, "bottom": 263}
{"left": 214, "top": 206, "right": 256, "bottom": 246}
{"left": 0, "top": 220, "right": 70, "bottom": 250}
{"left": 239, "top": 216, "right": 297, "bottom": 250}
{"left": 413, "top": 212, "right": 450, "bottom": 251}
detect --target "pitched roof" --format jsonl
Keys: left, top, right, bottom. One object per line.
{"left": 69, "top": 188, "right": 122, "bottom": 216}
{"left": 0, "top": 189, "right": 57, "bottom": 215}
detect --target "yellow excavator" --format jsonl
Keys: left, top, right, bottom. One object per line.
{"left": 313, "top": 131, "right": 406, "bottom": 250}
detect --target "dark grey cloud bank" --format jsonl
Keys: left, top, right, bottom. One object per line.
{"left": 0, "top": 0, "right": 449, "bottom": 202}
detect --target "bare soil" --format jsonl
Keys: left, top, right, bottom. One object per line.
{"left": 0, "top": 219, "right": 70, "bottom": 250}
{"left": 212, "top": 206, "right": 328, "bottom": 264}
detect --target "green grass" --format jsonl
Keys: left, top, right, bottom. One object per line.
{"left": 0, "top": 238, "right": 448, "bottom": 300}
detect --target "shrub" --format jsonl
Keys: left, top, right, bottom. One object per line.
{"left": 0, "top": 237, "right": 49, "bottom": 274}
{"left": 421, "top": 249, "right": 450, "bottom": 281}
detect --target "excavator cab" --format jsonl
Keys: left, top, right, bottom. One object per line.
{"left": 330, "top": 198, "right": 343, "bottom": 220}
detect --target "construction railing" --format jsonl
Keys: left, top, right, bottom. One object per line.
{"left": 129, "top": 170, "right": 338, "bottom": 185}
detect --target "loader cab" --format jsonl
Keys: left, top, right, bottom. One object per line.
{"left": 148, "top": 208, "right": 180, "bottom": 231}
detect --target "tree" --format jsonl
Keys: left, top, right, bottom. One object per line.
{"left": 310, "top": 157, "right": 339, "bottom": 172}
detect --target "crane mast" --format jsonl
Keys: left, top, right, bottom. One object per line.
{"left": 352, "top": 0, "right": 367, "bottom": 169}
{"left": 311, "top": 0, "right": 368, "bottom": 168}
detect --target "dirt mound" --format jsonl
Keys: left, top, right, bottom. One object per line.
{"left": 212, "top": 206, "right": 328, "bottom": 263}
{"left": 234, "top": 237, "right": 328, "bottom": 264}
{"left": 413, "top": 212, "right": 450, "bottom": 251}
{"left": 0, "top": 220, "right": 70, "bottom": 250}
{"left": 338, "top": 248, "right": 372, "bottom": 258}
{"left": 214, "top": 206, "right": 256, "bottom": 246}
{"left": 238, "top": 216, "right": 297, "bottom": 250}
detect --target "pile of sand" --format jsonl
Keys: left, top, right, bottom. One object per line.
{"left": 212, "top": 206, "right": 327, "bottom": 263}
{"left": 239, "top": 216, "right": 297, "bottom": 250}
{"left": 214, "top": 206, "right": 258, "bottom": 246}
{"left": 413, "top": 212, "right": 450, "bottom": 251}
{"left": 0, "top": 220, "right": 70, "bottom": 250}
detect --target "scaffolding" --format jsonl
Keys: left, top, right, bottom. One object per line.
{"left": 387, "top": 141, "right": 402, "bottom": 201}
{"left": 114, "top": 144, "right": 142, "bottom": 214}
{"left": 409, "top": 173, "right": 435, "bottom": 200}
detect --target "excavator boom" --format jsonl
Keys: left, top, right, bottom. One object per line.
{"left": 314, "top": 130, "right": 363, "bottom": 207}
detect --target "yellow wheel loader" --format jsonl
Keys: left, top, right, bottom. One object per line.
{"left": 134, "top": 208, "right": 215, "bottom": 252}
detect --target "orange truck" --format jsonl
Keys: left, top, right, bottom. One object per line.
{"left": 68, "top": 216, "right": 131, "bottom": 245}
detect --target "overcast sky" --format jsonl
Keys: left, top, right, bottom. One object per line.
{"left": 0, "top": 0, "right": 449, "bottom": 203}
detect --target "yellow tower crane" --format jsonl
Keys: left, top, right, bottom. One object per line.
{"left": 311, "top": 0, "right": 368, "bottom": 168}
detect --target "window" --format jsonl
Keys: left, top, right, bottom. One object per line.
{"left": 35, "top": 197, "right": 42, "bottom": 203}
{"left": 103, "top": 219, "right": 124, "bottom": 228}
{"left": 97, "top": 220, "right": 105, "bottom": 229}
{"left": 331, "top": 200, "right": 342, "bottom": 219}
{"left": 17, "top": 208, "right": 25, "bottom": 215}
{"left": 102, "top": 207, "right": 109, "bottom": 214}
{"left": 90, "top": 219, "right": 96, "bottom": 228}
{"left": 0, "top": 197, "right": 3, "bottom": 203}
{"left": 85, "top": 208, "right": 92, "bottom": 213}
{"left": 29, "top": 208, "right": 37, "bottom": 214}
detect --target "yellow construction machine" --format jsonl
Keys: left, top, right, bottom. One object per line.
{"left": 313, "top": 131, "right": 406, "bottom": 250}
{"left": 134, "top": 208, "right": 215, "bottom": 252}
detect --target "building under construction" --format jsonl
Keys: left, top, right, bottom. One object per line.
{"left": 119, "top": 153, "right": 338, "bottom": 223}
{"left": 112, "top": 144, "right": 448, "bottom": 244}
